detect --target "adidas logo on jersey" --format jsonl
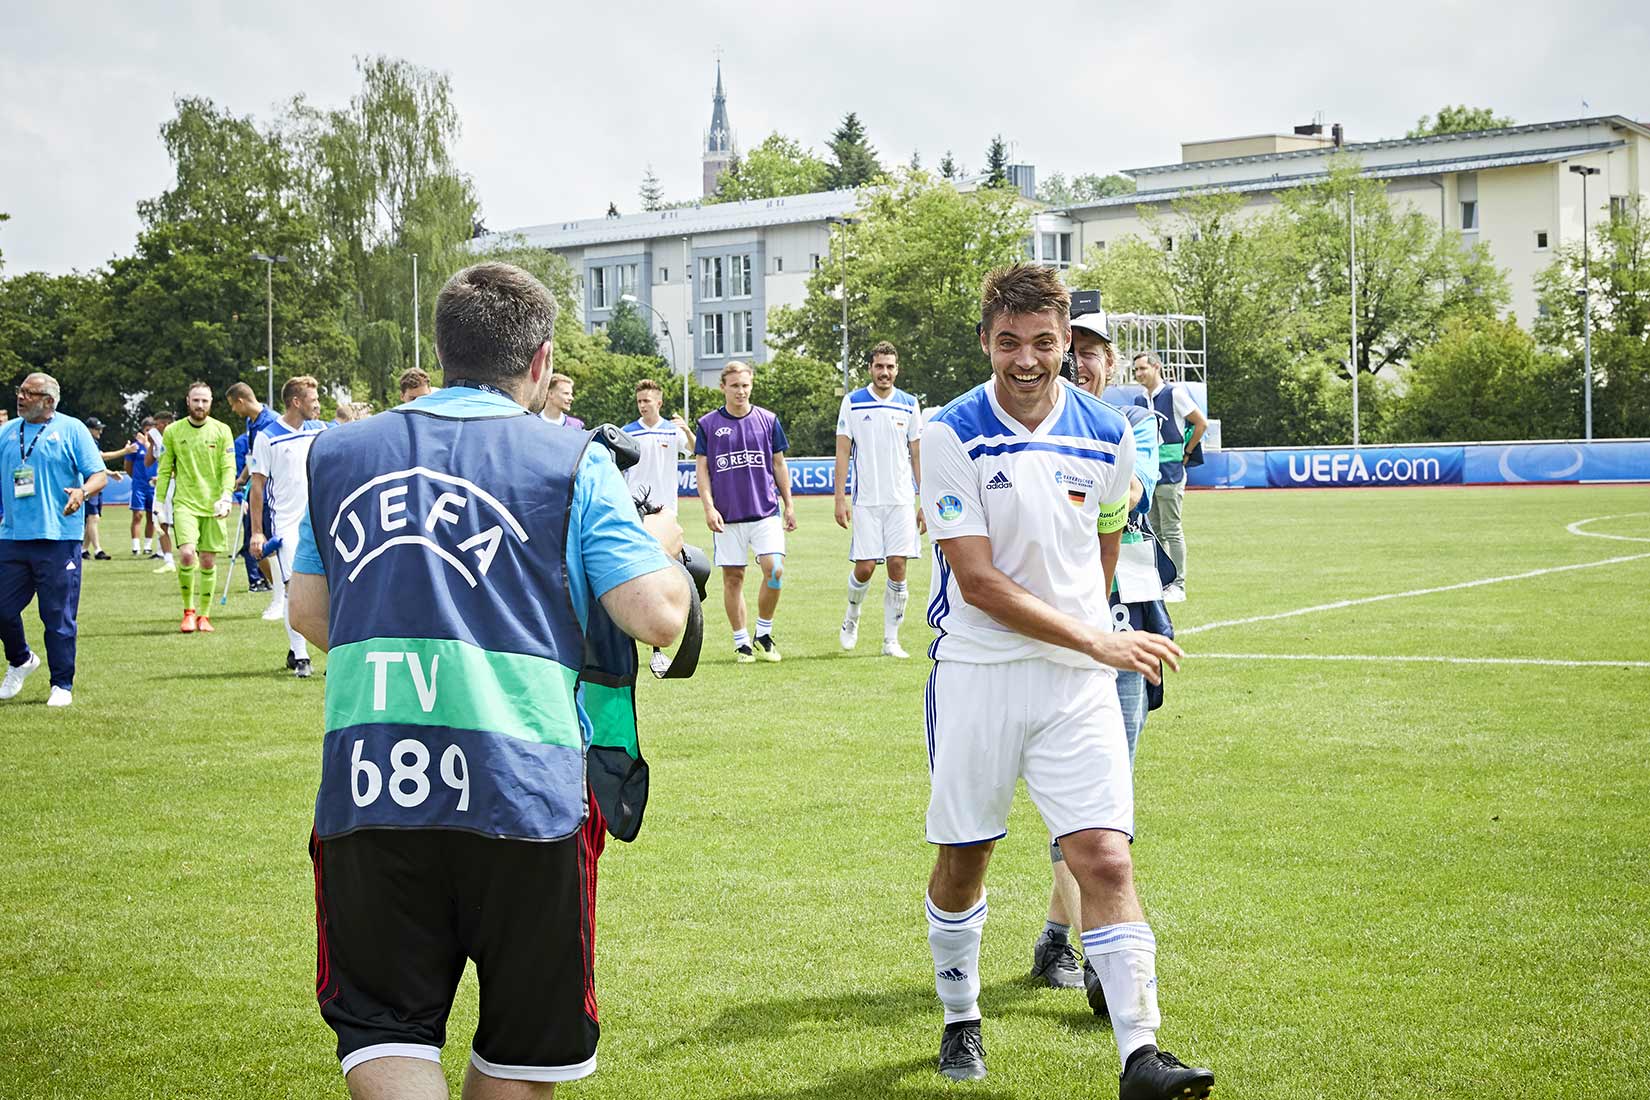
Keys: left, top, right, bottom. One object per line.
{"left": 937, "top": 967, "right": 968, "bottom": 982}
{"left": 985, "top": 471, "right": 1012, "bottom": 490}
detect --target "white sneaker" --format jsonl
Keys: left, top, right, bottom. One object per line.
{"left": 881, "top": 640, "right": 910, "bottom": 659}
{"left": 1162, "top": 582, "right": 1187, "bottom": 604}
{"left": 47, "top": 686, "right": 73, "bottom": 708}
{"left": 261, "top": 597, "right": 286, "bottom": 621}
{"left": 1, "top": 652, "right": 41, "bottom": 700}
{"left": 839, "top": 617, "right": 860, "bottom": 651}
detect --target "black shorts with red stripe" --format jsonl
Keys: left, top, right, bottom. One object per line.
{"left": 310, "top": 806, "right": 606, "bottom": 1082}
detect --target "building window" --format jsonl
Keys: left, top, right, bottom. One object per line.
{"left": 1460, "top": 201, "right": 1478, "bottom": 231}
{"left": 1022, "top": 235, "right": 1036, "bottom": 260}
{"left": 700, "top": 312, "right": 724, "bottom": 357}
{"left": 773, "top": 256, "right": 784, "bottom": 273}
{"left": 590, "top": 267, "right": 608, "bottom": 310}
{"left": 656, "top": 266, "right": 670, "bottom": 284}
{"left": 810, "top": 253, "right": 822, "bottom": 270}
{"left": 1610, "top": 196, "right": 1630, "bottom": 222}
{"left": 618, "top": 264, "right": 638, "bottom": 300}
{"left": 699, "top": 256, "right": 724, "bottom": 300}
{"left": 1164, "top": 236, "right": 1174, "bottom": 252}
{"left": 1534, "top": 230, "right": 1549, "bottom": 251}
{"left": 1040, "top": 232, "right": 1072, "bottom": 267}
{"left": 730, "top": 254, "right": 753, "bottom": 297}
{"left": 730, "top": 310, "right": 753, "bottom": 355}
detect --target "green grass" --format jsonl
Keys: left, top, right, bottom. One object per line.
{"left": 3, "top": 486, "right": 1647, "bottom": 1098}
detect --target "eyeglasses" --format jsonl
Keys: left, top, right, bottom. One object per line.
{"left": 16, "top": 388, "right": 49, "bottom": 399}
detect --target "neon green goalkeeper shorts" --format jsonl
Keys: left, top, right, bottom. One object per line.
{"left": 172, "top": 509, "right": 230, "bottom": 554}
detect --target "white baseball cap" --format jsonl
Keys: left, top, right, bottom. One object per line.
{"left": 1070, "top": 310, "right": 1112, "bottom": 342}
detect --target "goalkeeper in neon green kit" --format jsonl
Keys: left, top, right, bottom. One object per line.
{"left": 152, "top": 381, "right": 236, "bottom": 633}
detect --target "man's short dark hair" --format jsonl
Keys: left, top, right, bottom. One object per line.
{"left": 398, "top": 367, "right": 431, "bottom": 394}
{"left": 979, "top": 263, "right": 1070, "bottom": 339}
{"left": 868, "top": 340, "right": 898, "bottom": 363}
{"left": 635, "top": 378, "right": 663, "bottom": 395}
{"left": 225, "top": 382, "right": 256, "bottom": 402}
{"left": 434, "top": 263, "right": 559, "bottom": 385}
{"left": 155, "top": 411, "right": 175, "bottom": 422}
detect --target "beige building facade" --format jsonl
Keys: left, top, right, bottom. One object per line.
{"left": 1054, "top": 116, "right": 1650, "bottom": 328}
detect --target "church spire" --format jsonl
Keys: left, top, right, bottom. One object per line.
{"left": 702, "top": 60, "right": 735, "bottom": 197}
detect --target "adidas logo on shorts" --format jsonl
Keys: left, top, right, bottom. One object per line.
{"left": 937, "top": 967, "right": 968, "bottom": 982}
{"left": 985, "top": 471, "right": 1012, "bottom": 490}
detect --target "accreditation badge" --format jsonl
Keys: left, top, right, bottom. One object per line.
{"left": 12, "top": 466, "right": 36, "bottom": 499}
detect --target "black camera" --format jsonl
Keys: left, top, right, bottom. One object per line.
{"left": 1061, "top": 289, "right": 1104, "bottom": 383}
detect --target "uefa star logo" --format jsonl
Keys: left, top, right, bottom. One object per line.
{"left": 328, "top": 468, "right": 528, "bottom": 588}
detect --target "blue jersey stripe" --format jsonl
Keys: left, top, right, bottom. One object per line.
{"left": 964, "top": 440, "right": 1118, "bottom": 464}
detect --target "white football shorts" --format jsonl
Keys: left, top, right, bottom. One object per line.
{"left": 271, "top": 522, "right": 301, "bottom": 585}
{"left": 849, "top": 502, "right": 920, "bottom": 562}
{"left": 714, "top": 514, "right": 786, "bottom": 567}
{"left": 925, "top": 657, "right": 1133, "bottom": 845}
{"left": 154, "top": 483, "right": 176, "bottom": 527}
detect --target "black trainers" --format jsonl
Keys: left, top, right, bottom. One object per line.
{"left": 753, "top": 633, "right": 782, "bottom": 662}
{"left": 734, "top": 645, "right": 756, "bottom": 665}
{"left": 1031, "top": 930, "right": 1084, "bottom": 989}
{"left": 937, "top": 1019, "right": 986, "bottom": 1082}
{"left": 94, "top": 550, "right": 111, "bottom": 560}
{"left": 1083, "top": 958, "right": 1109, "bottom": 1017}
{"left": 294, "top": 658, "right": 312, "bottom": 679}
{"left": 81, "top": 551, "right": 90, "bottom": 560}
{"left": 285, "top": 651, "right": 298, "bottom": 671}
{"left": 1119, "top": 1045, "right": 1213, "bottom": 1100}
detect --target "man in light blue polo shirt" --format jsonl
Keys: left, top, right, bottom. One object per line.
{"left": 1, "top": 373, "right": 109, "bottom": 707}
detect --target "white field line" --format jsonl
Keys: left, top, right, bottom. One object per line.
{"left": 1182, "top": 512, "right": 1650, "bottom": 637}
{"left": 1196, "top": 652, "right": 1650, "bottom": 670}
{"left": 1566, "top": 513, "right": 1650, "bottom": 544}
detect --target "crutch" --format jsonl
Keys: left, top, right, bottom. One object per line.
{"left": 219, "top": 501, "right": 245, "bottom": 606}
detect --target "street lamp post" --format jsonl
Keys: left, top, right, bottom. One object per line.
{"left": 826, "top": 216, "right": 859, "bottom": 392}
{"left": 251, "top": 251, "right": 290, "bottom": 408}
{"left": 1348, "top": 190, "right": 1360, "bottom": 448}
{"left": 412, "top": 252, "right": 420, "bottom": 376}
{"left": 621, "top": 293, "right": 685, "bottom": 421}
{"left": 1569, "top": 164, "right": 1601, "bottom": 441}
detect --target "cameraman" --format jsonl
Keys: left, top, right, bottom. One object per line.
{"left": 289, "top": 261, "right": 689, "bottom": 1099}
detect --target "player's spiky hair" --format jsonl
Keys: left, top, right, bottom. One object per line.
{"left": 979, "top": 263, "right": 1070, "bottom": 339}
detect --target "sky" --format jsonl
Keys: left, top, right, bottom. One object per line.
{"left": 3, "top": 0, "right": 1647, "bottom": 276}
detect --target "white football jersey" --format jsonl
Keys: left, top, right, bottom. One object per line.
{"left": 836, "top": 386, "right": 921, "bottom": 507}
{"left": 620, "top": 418, "right": 693, "bottom": 513}
{"left": 250, "top": 421, "right": 326, "bottom": 531}
{"left": 921, "top": 381, "right": 1134, "bottom": 669}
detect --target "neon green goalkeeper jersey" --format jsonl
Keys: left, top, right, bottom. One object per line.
{"left": 153, "top": 416, "right": 235, "bottom": 514}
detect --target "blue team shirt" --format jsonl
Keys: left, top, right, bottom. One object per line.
{"left": 0, "top": 414, "right": 107, "bottom": 542}
{"left": 294, "top": 387, "right": 665, "bottom": 632}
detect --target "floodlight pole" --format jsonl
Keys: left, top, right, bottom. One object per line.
{"left": 251, "top": 251, "right": 291, "bottom": 408}
{"left": 1570, "top": 164, "right": 1600, "bottom": 441}
{"left": 621, "top": 293, "right": 680, "bottom": 418}
{"left": 1348, "top": 190, "right": 1360, "bottom": 448}
{"left": 412, "top": 252, "right": 420, "bottom": 375}
{"left": 828, "top": 216, "right": 859, "bottom": 392}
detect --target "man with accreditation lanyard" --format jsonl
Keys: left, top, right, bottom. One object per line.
{"left": 0, "top": 373, "right": 109, "bottom": 708}
{"left": 918, "top": 265, "right": 1212, "bottom": 1098}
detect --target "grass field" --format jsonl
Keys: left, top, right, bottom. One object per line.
{"left": 3, "top": 486, "right": 1648, "bottom": 1099}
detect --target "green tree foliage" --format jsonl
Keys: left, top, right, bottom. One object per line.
{"left": 0, "top": 271, "right": 122, "bottom": 427}
{"left": 1037, "top": 172, "right": 1137, "bottom": 206}
{"left": 1068, "top": 191, "right": 1346, "bottom": 447}
{"left": 768, "top": 171, "right": 1026, "bottom": 405}
{"left": 1388, "top": 315, "right": 1577, "bottom": 442}
{"left": 639, "top": 165, "right": 665, "bottom": 211}
{"left": 1535, "top": 195, "right": 1650, "bottom": 437}
{"left": 939, "top": 151, "right": 959, "bottom": 180}
{"left": 358, "top": 319, "right": 403, "bottom": 409}
{"left": 825, "top": 113, "right": 883, "bottom": 190}
{"left": 1407, "top": 106, "right": 1514, "bottom": 138}
{"left": 605, "top": 298, "right": 660, "bottom": 358}
{"left": 709, "top": 133, "right": 830, "bottom": 203}
{"left": 983, "top": 136, "right": 1009, "bottom": 188}
{"left": 748, "top": 351, "right": 842, "bottom": 455}
{"left": 0, "top": 211, "right": 8, "bottom": 270}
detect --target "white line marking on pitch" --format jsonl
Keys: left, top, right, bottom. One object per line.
{"left": 1567, "top": 513, "right": 1650, "bottom": 544}
{"left": 1195, "top": 652, "right": 1650, "bottom": 670}
{"left": 1180, "top": 551, "right": 1650, "bottom": 636}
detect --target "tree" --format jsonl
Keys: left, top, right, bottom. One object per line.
{"left": 825, "top": 112, "right": 882, "bottom": 190}
{"left": 708, "top": 133, "right": 830, "bottom": 203}
{"left": 639, "top": 165, "right": 665, "bottom": 211}
{"left": 0, "top": 271, "right": 118, "bottom": 426}
{"left": 1407, "top": 106, "right": 1513, "bottom": 138}
{"left": 768, "top": 171, "right": 1026, "bottom": 404}
{"left": 750, "top": 351, "right": 843, "bottom": 455}
{"left": 0, "top": 211, "right": 8, "bottom": 270}
{"left": 1280, "top": 159, "right": 1507, "bottom": 387}
{"left": 606, "top": 298, "right": 661, "bottom": 359}
{"left": 939, "top": 151, "right": 959, "bottom": 180}
{"left": 1067, "top": 190, "right": 1346, "bottom": 447}
{"left": 983, "top": 135, "right": 1009, "bottom": 188}
{"left": 1535, "top": 195, "right": 1650, "bottom": 437}
{"left": 908, "top": 149, "right": 922, "bottom": 172}
{"left": 1388, "top": 315, "right": 1577, "bottom": 442}
{"left": 1037, "top": 172, "right": 1136, "bottom": 206}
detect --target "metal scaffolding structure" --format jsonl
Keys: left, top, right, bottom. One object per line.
{"left": 1106, "top": 313, "right": 1208, "bottom": 385}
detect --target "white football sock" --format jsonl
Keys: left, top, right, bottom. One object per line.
{"left": 755, "top": 617, "right": 773, "bottom": 637}
{"left": 845, "top": 574, "right": 870, "bottom": 623}
{"left": 131, "top": 538, "right": 141, "bottom": 552}
{"left": 283, "top": 595, "right": 307, "bottom": 661}
{"left": 163, "top": 551, "right": 174, "bottom": 565}
{"left": 1082, "top": 922, "right": 1160, "bottom": 1064}
{"left": 884, "top": 579, "right": 908, "bottom": 641}
{"left": 732, "top": 628, "right": 750, "bottom": 650}
{"left": 927, "top": 892, "right": 987, "bottom": 1025}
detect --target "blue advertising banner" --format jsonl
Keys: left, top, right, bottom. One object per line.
{"left": 1191, "top": 440, "right": 1650, "bottom": 489}
{"left": 678, "top": 457, "right": 846, "bottom": 497}
{"left": 1263, "top": 447, "right": 1465, "bottom": 488}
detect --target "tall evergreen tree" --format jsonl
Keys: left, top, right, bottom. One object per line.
{"left": 825, "top": 112, "right": 882, "bottom": 189}
{"left": 939, "top": 151, "right": 959, "bottom": 180}
{"left": 639, "top": 165, "right": 665, "bottom": 211}
{"left": 984, "top": 135, "right": 1009, "bottom": 187}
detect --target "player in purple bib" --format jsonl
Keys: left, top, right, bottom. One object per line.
{"left": 694, "top": 361, "right": 795, "bottom": 663}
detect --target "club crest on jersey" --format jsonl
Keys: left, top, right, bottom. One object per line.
{"left": 1054, "top": 469, "right": 1093, "bottom": 505}
{"left": 327, "top": 468, "right": 528, "bottom": 588}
